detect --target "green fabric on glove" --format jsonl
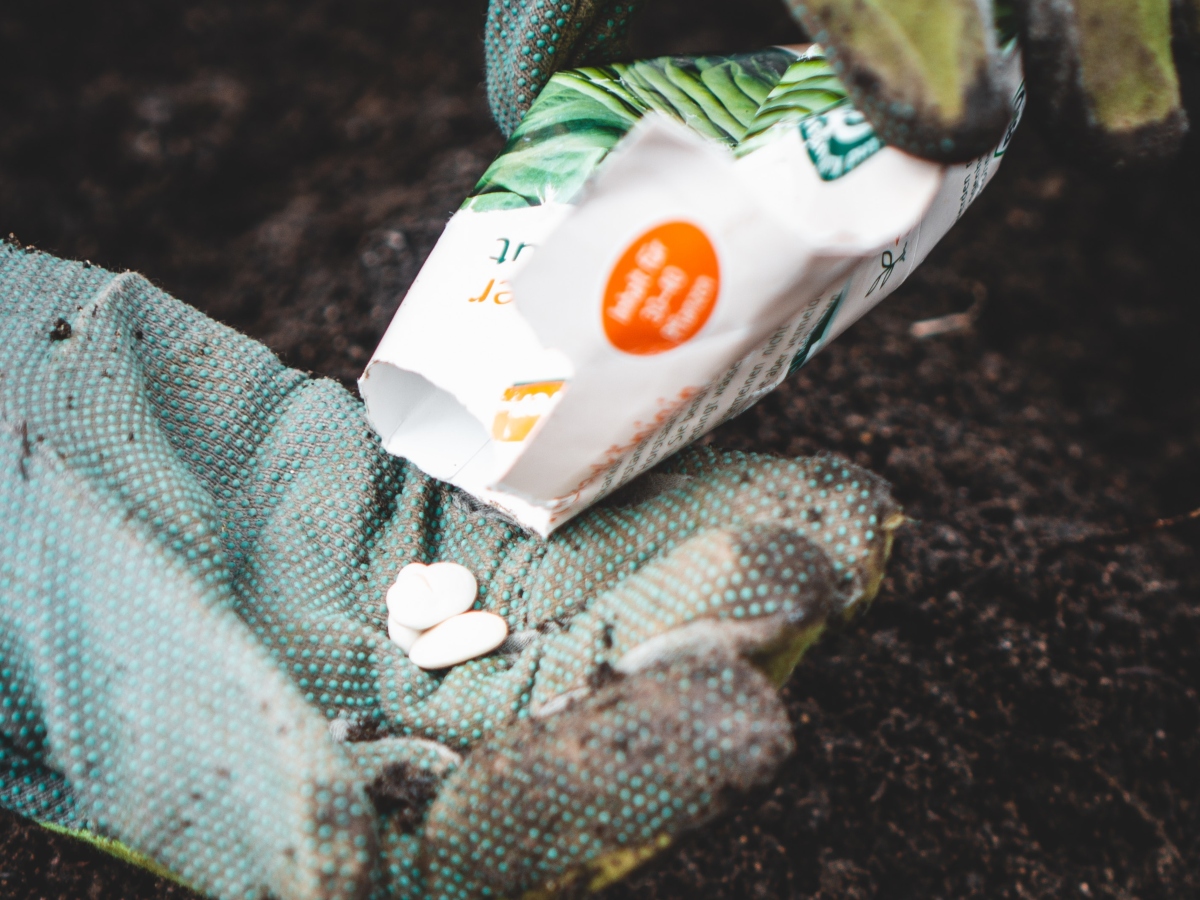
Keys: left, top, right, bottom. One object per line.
{"left": 0, "top": 244, "right": 900, "bottom": 899}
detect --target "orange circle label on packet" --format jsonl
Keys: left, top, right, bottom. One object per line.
{"left": 602, "top": 221, "right": 720, "bottom": 355}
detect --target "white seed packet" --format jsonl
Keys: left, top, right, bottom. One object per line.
{"left": 360, "top": 44, "right": 1025, "bottom": 535}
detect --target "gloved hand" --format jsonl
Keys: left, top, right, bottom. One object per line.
{"left": 0, "top": 244, "right": 901, "bottom": 899}
{"left": 484, "top": 0, "right": 1187, "bottom": 167}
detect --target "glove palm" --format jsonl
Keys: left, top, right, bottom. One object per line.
{"left": 0, "top": 247, "right": 899, "bottom": 899}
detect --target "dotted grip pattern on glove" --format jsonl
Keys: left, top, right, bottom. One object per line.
{"left": 0, "top": 244, "right": 900, "bottom": 900}
{"left": 486, "top": 0, "right": 644, "bottom": 137}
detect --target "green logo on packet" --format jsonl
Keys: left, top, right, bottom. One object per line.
{"left": 993, "top": 82, "right": 1026, "bottom": 158}
{"left": 800, "top": 107, "right": 883, "bottom": 181}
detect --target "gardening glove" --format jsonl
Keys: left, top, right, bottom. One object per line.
{"left": 1014, "top": 0, "right": 1185, "bottom": 166}
{"left": 484, "top": 0, "right": 1187, "bottom": 167}
{"left": 0, "top": 244, "right": 902, "bottom": 900}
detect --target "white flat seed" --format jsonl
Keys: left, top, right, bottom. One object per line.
{"left": 386, "top": 616, "right": 422, "bottom": 653}
{"left": 408, "top": 612, "right": 508, "bottom": 670}
{"left": 387, "top": 562, "right": 477, "bottom": 631}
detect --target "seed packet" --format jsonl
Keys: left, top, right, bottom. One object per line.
{"left": 360, "top": 44, "right": 1024, "bottom": 535}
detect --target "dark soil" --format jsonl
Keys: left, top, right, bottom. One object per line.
{"left": 2, "top": 2, "right": 1199, "bottom": 898}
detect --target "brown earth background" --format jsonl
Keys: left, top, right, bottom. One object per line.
{"left": 1, "top": 1, "right": 1199, "bottom": 898}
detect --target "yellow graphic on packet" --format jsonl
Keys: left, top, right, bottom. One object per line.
{"left": 492, "top": 381, "right": 566, "bottom": 442}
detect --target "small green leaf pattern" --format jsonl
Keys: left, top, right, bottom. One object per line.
{"left": 463, "top": 48, "right": 876, "bottom": 211}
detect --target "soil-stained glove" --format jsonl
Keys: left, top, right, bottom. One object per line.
{"left": 1014, "top": 0, "right": 1184, "bottom": 166}
{"left": 484, "top": 0, "right": 1187, "bottom": 167}
{"left": 0, "top": 244, "right": 901, "bottom": 900}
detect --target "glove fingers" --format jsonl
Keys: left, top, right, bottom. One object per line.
{"left": 785, "top": 0, "right": 1011, "bottom": 160}
{"left": 485, "top": 0, "right": 649, "bottom": 135}
{"left": 658, "top": 448, "right": 902, "bottom": 613}
{"left": 1015, "top": 0, "right": 1186, "bottom": 166}
{"left": 0, "top": 421, "right": 374, "bottom": 900}
{"left": 420, "top": 642, "right": 794, "bottom": 899}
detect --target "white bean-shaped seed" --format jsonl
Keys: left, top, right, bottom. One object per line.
{"left": 386, "top": 562, "right": 477, "bottom": 631}
{"left": 408, "top": 612, "right": 508, "bottom": 670}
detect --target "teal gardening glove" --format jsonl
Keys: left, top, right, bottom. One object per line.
{"left": 0, "top": 244, "right": 901, "bottom": 899}
{"left": 484, "top": 0, "right": 1190, "bottom": 167}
